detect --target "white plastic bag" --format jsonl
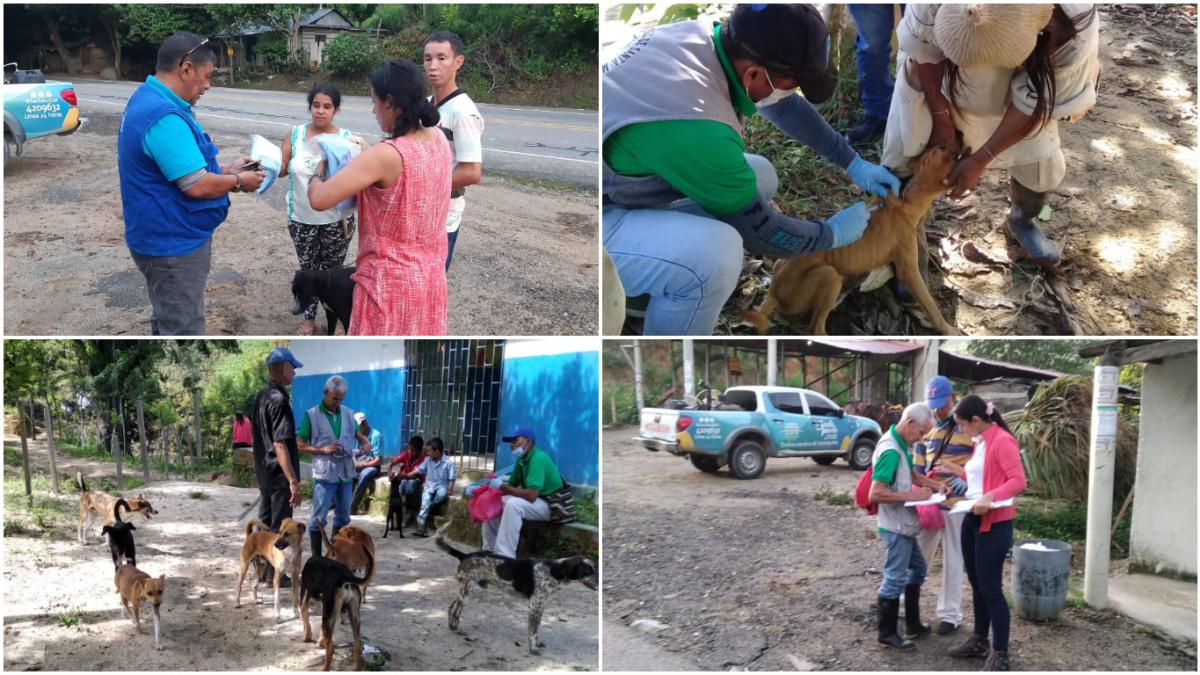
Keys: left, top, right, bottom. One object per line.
{"left": 249, "top": 134, "right": 283, "bottom": 194}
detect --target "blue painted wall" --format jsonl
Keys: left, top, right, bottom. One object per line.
{"left": 495, "top": 350, "right": 599, "bottom": 487}
{"left": 291, "top": 367, "right": 407, "bottom": 459}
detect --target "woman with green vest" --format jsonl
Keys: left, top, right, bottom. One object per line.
{"left": 602, "top": 4, "right": 901, "bottom": 335}
{"left": 297, "top": 375, "right": 367, "bottom": 556}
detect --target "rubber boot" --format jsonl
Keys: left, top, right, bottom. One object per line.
{"left": 949, "top": 633, "right": 991, "bottom": 659}
{"left": 903, "top": 584, "right": 931, "bottom": 639}
{"left": 310, "top": 530, "right": 323, "bottom": 558}
{"left": 350, "top": 481, "right": 370, "bottom": 514}
{"left": 1006, "top": 180, "right": 1060, "bottom": 267}
{"left": 847, "top": 115, "right": 887, "bottom": 146}
{"left": 877, "top": 597, "right": 915, "bottom": 650}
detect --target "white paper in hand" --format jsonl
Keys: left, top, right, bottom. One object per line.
{"left": 904, "top": 493, "right": 947, "bottom": 507}
{"left": 949, "top": 497, "right": 1014, "bottom": 514}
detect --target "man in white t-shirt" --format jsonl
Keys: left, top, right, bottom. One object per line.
{"left": 424, "top": 31, "right": 484, "bottom": 273}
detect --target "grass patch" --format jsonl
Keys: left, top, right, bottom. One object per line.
{"left": 1015, "top": 498, "right": 1131, "bottom": 555}
{"left": 4, "top": 519, "right": 29, "bottom": 536}
{"left": 814, "top": 483, "right": 853, "bottom": 506}
{"left": 4, "top": 446, "right": 25, "bottom": 465}
{"left": 56, "top": 609, "right": 82, "bottom": 628}
{"left": 576, "top": 497, "right": 599, "bottom": 527}
{"left": 188, "top": 490, "right": 209, "bottom": 500}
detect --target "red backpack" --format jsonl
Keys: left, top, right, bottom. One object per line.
{"left": 854, "top": 468, "right": 878, "bottom": 515}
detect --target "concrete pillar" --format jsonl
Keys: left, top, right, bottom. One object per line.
{"left": 860, "top": 355, "right": 893, "bottom": 403}
{"left": 766, "top": 339, "right": 778, "bottom": 386}
{"left": 1084, "top": 351, "right": 1122, "bottom": 608}
{"left": 910, "top": 339, "right": 941, "bottom": 404}
{"left": 682, "top": 339, "right": 695, "bottom": 395}
{"left": 632, "top": 342, "right": 645, "bottom": 411}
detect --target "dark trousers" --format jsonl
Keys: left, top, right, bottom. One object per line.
{"left": 446, "top": 229, "right": 459, "bottom": 272}
{"left": 962, "top": 514, "right": 1014, "bottom": 651}
{"left": 256, "top": 468, "right": 293, "bottom": 531}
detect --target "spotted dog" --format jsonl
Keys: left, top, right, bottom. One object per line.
{"left": 435, "top": 525, "right": 598, "bottom": 654}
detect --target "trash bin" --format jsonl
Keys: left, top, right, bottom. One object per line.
{"left": 1011, "top": 539, "right": 1072, "bottom": 621}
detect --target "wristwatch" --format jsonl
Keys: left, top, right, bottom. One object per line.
{"left": 233, "top": 173, "right": 244, "bottom": 193}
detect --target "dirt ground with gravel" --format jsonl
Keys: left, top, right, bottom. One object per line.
{"left": 3, "top": 113, "right": 597, "bottom": 337}
{"left": 3, "top": 435, "right": 599, "bottom": 671}
{"left": 601, "top": 430, "right": 1197, "bottom": 671}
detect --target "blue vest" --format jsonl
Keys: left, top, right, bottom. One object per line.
{"left": 118, "top": 83, "right": 230, "bottom": 256}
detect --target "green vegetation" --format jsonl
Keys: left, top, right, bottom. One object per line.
{"left": 188, "top": 490, "right": 210, "bottom": 500}
{"left": 322, "top": 33, "right": 383, "bottom": 78}
{"left": 813, "top": 482, "right": 853, "bottom": 506}
{"left": 56, "top": 610, "right": 83, "bottom": 628}
{"left": 1015, "top": 498, "right": 1131, "bottom": 555}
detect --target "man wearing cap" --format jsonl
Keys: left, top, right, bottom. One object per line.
{"left": 250, "top": 347, "right": 303, "bottom": 585}
{"left": 297, "top": 375, "right": 367, "bottom": 556}
{"left": 482, "top": 428, "right": 563, "bottom": 558}
{"left": 912, "top": 376, "right": 974, "bottom": 636}
{"left": 602, "top": 3, "right": 901, "bottom": 335}
{"left": 118, "top": 31, "right": 266, "bottom": 335}
{"left": 350, "top": 411, "right": 384, "bottom": 514}
{"left": 880, "top": 4, "right": 1100, "bottom": 266}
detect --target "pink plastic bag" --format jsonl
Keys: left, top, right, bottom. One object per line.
{"left": 468, "top": 485, "right": 503, "bottom": 524}
{"left": 917, "top": 503, "right": 945, "bottom": 530}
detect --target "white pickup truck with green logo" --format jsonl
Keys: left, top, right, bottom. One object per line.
{"left": 637, "top": 386, "right": 882, "bottom": 479}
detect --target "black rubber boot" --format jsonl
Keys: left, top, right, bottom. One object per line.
{"left": 350, "top": 482, "right": 371, "bottom": 514}
{"left": 877, "top": 597, "right": 915, "bottom": 650}
{"left": 310, "top": 530, "right": 323, "bottom": 558}
{"left": 847, "top": 114, "right": 887, "bottom": 146}
{"left": 903, "top": 584, "right": 931, "bottom": 639}
{"left": 982, "top": 649, "right": 1010, "bottom": 671}
{"left": 1006, "top": 180, "right": 1060, "bottom": 267}
{"left": 949, "top": 633, "right": 991, "bottom": 659}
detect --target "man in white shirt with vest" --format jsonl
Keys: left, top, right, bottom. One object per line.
{"left": 424, "top": 31, "right": 484, "bottom": 273}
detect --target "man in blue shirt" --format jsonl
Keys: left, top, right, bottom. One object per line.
{"left": 350, "top": 411, "right": 384, "bottom": 514}
{"left": 399, "top": 438, "right": 456, "bottom": 537}
{"left": 118, "top": 31, "right": 266, "bottom": 335}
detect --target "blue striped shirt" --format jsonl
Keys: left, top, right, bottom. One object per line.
{"left": 416, "top": 455, "right": 456, "bottom": 492}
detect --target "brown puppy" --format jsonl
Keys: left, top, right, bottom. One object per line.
{"left": 745, "top": 145, "right": 960, "bottom": 336}
{"left": 114, "top": 563, "right": 166, "bottom": 650}
{"left": 320, "top": 523, "right": 376, "bottom": 603}
{"left": 236, "top": 517, "right": 306, "bottom": 621}
{"left": 77, "top": 472, "right": 158, "bottom": 545}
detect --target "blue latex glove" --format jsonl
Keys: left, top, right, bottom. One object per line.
{"left": 314, "top": 135, "right": 361, "bottom": 212}
{"left": 827, "top": 201, "right": 872, "bottom": 248}
{"left": 847, "top": 154, "right": 901, "bottom": 198}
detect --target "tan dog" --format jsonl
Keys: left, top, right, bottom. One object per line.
{"left": 320, "top": 523, "right": 376, "bottom": 603}
{"left": 77, "top": 472, "right": 158, "bottom": 545}
{"left": 236, "top": 517, "right": 306, "bottom": 620}
{"left": 745, "top": 145, "right": 960, "bottom": 336}
{"left": 115, "top": 563, "right": 166, "bottom": 650}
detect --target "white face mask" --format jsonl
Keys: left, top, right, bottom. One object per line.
{"left": 512, "top": 445, "right": 527, "bottom": 459}
{"left": 755, "top": 69, "right": 794, "bottom": 109}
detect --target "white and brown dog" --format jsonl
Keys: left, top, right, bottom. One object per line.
{"left": 115, "top": 563, "right": 166, "bottom": 650}
{"left": 235, "top": 517, "right": 306, "bottom": 620}
{"left": 77, "top": 472, "right": 158, "bottom": 545}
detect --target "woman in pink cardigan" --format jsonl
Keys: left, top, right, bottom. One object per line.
{"left": 933, "top": 394, "right": 1027, "bottom": 671}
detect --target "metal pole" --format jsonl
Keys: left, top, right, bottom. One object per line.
{"left": 44, "top": 404, "right": 60, "bottom": 494}
{"left": 704, "top": 342, "right": 711, "bottom": 389}
{"left": 767, "top": 339, "right": 778, "bottom": 387}
{"left": 632, "top": 341, "right": 645, "bottom": 411}
{"left": 136, "top": 400, "right": 150, "bottom": 484}
{"left": 1084, "top": 350, "right": 1122, "bottom": 608}
{"left": 682, "top": 339, "right": 695, "bottom": 396}
{"left": 192, "top": 389, "right": 202, "bottom": 461}
{"left": 19, "top": 405, "right": 33, "bottom": 506}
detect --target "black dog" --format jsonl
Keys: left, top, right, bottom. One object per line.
{"left": 300, "top": 549, "right": 373, "bottom": 671}
{"left": 436, "top": 527, "right": 598, "bottom": 654}
{"left": 291, "top": 267, "right": 355, "bottom": 335}
{"left": 102, "top": 499, "right": 137, "bottom": 569}
{"left": 381, "top": 480, "right": 405, "bottom": 539}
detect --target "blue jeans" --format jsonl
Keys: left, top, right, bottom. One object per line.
{"left": 309, "top": 480, "right": 352, "bottom": 533}
{"left": 879, "top": 529, "right": 927, "bottom": 598}
{"left": 355, "top": 466, "right": 379, "bottom": 489}
{"left": 849, "top": 4, "right": 897, "bottom": 119}
{"left": 962, "top": 515, "right": 1014, "bottom": 651}
{"left": 603, "top": 154, "right": 777, "bottom": 335}
{"left": 418, "top": 485, "right": 448, "bottom": 525}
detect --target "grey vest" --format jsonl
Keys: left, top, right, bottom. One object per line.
{"left": 602, "top": 20, "right": 745, "bottom": 209}
{"left": 306, "top": 404, "right": 357, "bottom": 483}
{"left": 873, "top": 432, "right": 920, "bottom": 537}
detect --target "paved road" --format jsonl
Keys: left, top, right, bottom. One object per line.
{"left": 69, "top": 78, "right": 598, "bottom": 187}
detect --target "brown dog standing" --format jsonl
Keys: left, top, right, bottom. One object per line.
{"left": 320, "top": 523, "right": 376, "bottom": 603}
{"left": 115, "top": 564, "right": 166, "bottom": 650}
{"left": 236, "top": 517, "right": 306, "bottom": 620}
{"left": 745, "top": 146, "right": 960, "bottom": 336}
{"left": 77, "top": 472, "right": 158, "bottom": 545}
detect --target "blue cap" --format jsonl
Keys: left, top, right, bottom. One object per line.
{"left": 501, "top": 427, "right": 536, "bottom": 445}
{"left": 926, "top": 376, "right": 954, "bottom": 409}
{"left": 266, "top": 347, "right": 303, "bottom": 369}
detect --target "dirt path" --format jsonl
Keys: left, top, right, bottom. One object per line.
{"left": 601, "top": 429, "right": 1196, "bottom": 671}
{"left": 3, "top": 112, "right": 597, "bottom": 337}
{"left": 715, "top": 4, "right": 1197, "bottom": 336}
{"left": 3, "top": 436, "right": 598, "bottom": 671}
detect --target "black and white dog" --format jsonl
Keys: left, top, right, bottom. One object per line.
{"left": 291, "top": 267, "right": 355, "bottom": 335}
{"left": 436, "top": 526, "right": 598, "bottom": 654}
{"left": 103, "top": 499, "right": 138, "bottom": 569}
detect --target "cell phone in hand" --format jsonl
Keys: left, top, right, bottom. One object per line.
{"left": 237, "top": 160, "right": 262, "bottom": 172}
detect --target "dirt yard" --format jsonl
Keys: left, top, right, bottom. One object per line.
{"left": 2, "top": 114, "right": 598, "bottom": 337}
{"left": 601, "top": 430, "right": 1197, "bottom": 671}
{"left": 718, "top": 4, "right": 1198, "bottom": 336}
{"left": 3, "top": 436, "right": 598, "bottom": 671}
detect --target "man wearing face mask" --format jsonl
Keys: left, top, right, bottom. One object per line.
{"left": 602, "top": 4, "right": 901, "bottom": 335}
{"left": 118, "top": 31, "right": 265, "bottom": 335}
{"left": 481, "top": 427, "right": 562, "bottom": 558}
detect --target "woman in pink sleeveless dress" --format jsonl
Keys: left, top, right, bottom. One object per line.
{"left": 307, "top": 59, "right": 452, "bottom": 335}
